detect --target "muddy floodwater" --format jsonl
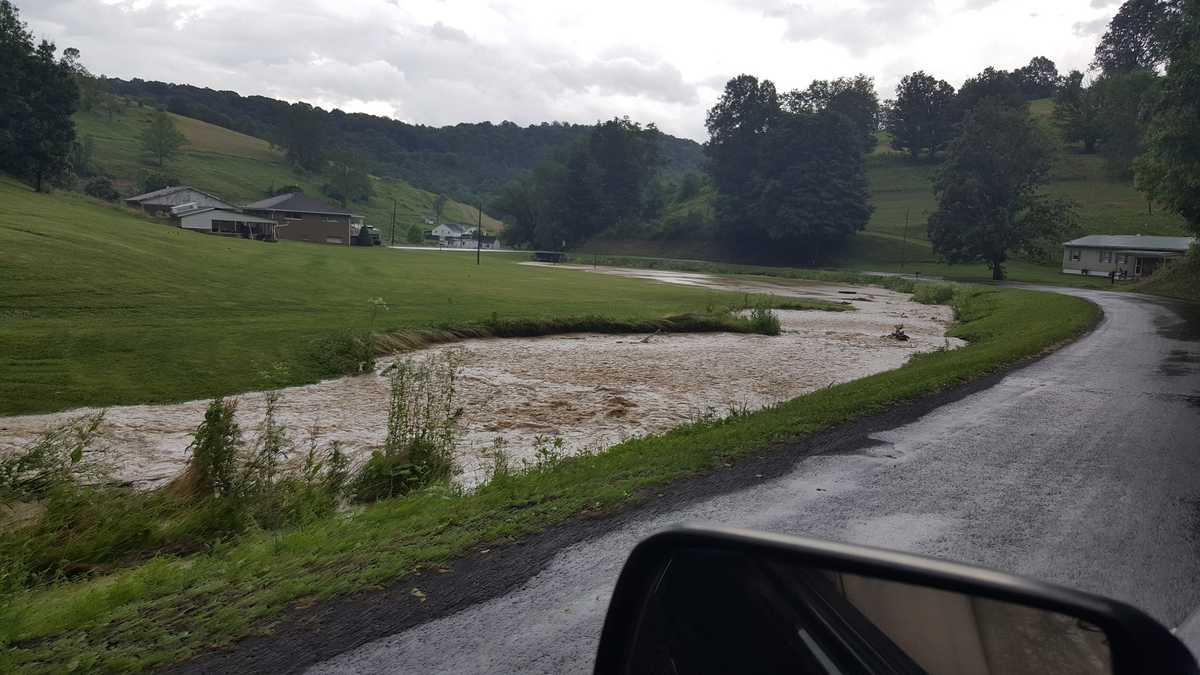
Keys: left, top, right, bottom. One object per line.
{"left": 0, "top": 268, "right": 964, "bottom": 488}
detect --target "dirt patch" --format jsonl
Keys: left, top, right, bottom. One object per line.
{"left": 0, "top": 270, "right": 963, "bottom": 488}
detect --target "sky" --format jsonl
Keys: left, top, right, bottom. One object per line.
{"left": 23, "top": 0, "right": 1122, "bottom": 141}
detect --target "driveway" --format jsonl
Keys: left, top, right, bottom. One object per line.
{"left": 246, "top": 288, "right": 1200, "bottom": 674}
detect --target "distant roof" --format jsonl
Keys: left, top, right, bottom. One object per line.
{"left": 177, "top": 208, "right": 278, "bottom": 224}
{"left": 243, "top": 192, "right": 352, "bottom": 216}
{"left": 1064, "top": 235, "right": 1195, "bottom": 252}
{"left": 434, "top": 223, "right": 478, "bottom": 235}
{"left": 125, "top": 185, "right": 230, "bottom": 205}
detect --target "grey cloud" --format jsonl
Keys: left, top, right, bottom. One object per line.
{"left": 429, "top": 21, "right": 470, "bottom": 43}
{"left": 548, "top": 57, "right": 699, "bottom": 104}
{"left": 1073, "top": 16, "right": 1110, "bottom": 36}
{"left": 748, "top": 0, "right": 934, "bottom": 56}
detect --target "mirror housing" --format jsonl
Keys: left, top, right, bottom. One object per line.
{"left": 595, "top": 526, "right": 1197, "bottom": 675}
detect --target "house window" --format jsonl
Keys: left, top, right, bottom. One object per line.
{"left": 1119, "top": 254, "right": 1129, "bottom": 265}
{"left": 1099, "top": 250, "right": 1113, "bottom": 264}
{"left": 1069, "top": 249, "right": 1081, "bottom": 261}
{"left": 213, "top": 220, "right": 238, "bottom": 233}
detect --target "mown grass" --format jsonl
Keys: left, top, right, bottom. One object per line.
{"left": 0, "top": 179, "right": 762, "bottom": 415}
{"left": 0, "top": 284, "right": 1099, "bottom": 673}
{"left": 72, "top": 105, "right": 502, "bottom": 235}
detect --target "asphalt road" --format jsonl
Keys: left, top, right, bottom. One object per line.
{"left": 310, "top": 287, "right": 1200, "bottom": 674}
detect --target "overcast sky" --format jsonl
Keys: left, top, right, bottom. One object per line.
{"left": 24, "top": 0, "right": 1120, "bottom": 141}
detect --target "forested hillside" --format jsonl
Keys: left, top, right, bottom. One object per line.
{"left": 102, "top": 78, "right": 706, "bottom": 203}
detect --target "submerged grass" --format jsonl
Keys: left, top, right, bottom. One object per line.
{"left": 0, "top": 286, "right": 1099, "bottom": 673}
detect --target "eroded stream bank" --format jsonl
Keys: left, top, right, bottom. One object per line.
{"left": 0, "top": 269, "right": 963, "bottom": 487}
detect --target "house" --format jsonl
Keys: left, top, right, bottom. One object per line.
{"left": 125, "top": 186, "right": 237, "bottom": 217}
{"left": 242, "top": 193, "right": 364, "bottom": 245}
{"left": 429, "top": 222, "right": 498, "bottom": 249}
{"left": 172, "top": 205, "right": 278, "bottom": 240}
{"left": 1062, "top": 235, "right": 1196, "bottom": 279}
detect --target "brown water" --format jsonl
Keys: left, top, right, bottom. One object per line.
{"left": 0, "top": 269, "right": 963, "bottom": 488}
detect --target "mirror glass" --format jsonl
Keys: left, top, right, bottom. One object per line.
{"left": 625, "top": 546, "right": 1112, "bottom": 675}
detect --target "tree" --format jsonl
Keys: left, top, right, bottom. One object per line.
{"left": 405, "top": 223, "right": 424, "bottom": 244}
{"left": 1012, "top": 56, "right": 1062, "bottom": 99}
{"left": 928, "top": 102, "right": 1075, "bottom": 280}
{"left": 1136, "top": 0, "right": 1200, "bottom": 233}
{"left": 883, "top": 71, "right": 957, "bottom": 160}
{"left": 0, "top": 1, "right": 79, "bottom": 192}
{"left": 957, "top": 67, "right": 1026, "bottom": 115}
{"left": 786, "top": 74, "right": 880, "bottom": 152}
{"left": 283, "top": 102, "right": 327, "bottom": 172}
{"left": 431, "top": 193, "right": 447, "bottom": 225}
{"left": 1092, "top": 71, "right": 1161, "bottom": 178}
{"left": 1092, "top": 0, "right": 1180, "bottom": 74}
{"left": 1053, "top": 71, "right": 1105, "bottom": 153}
{"left": 141, "top": 109, "right": 186, "bottom": 167}
{"left": 704, "top": 75, "right": 871, "bottom": 261}
{"left": 705, "top": 75, "right": 781, "bottom": 240}
{"left": 322, "top": 153, "right": 372, "bottom": 206}
{"left": 752, "top": 110, "right": 872, "bottom": 262}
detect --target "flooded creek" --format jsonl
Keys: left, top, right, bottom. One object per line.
{"left": 0, "top": 268, "right": 964, "bottom": 488}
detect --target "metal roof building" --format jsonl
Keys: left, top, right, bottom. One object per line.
{"left": 1062, "top": 234, "right": 1195, "bottom": 279}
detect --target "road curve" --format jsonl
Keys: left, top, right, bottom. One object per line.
{"left": 311, "top": 288, "right": 1200, "bottom": 674}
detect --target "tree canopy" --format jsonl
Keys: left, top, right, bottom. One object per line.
{"left": 957, "top": 67, "right": 1026, "bottom": 115}
{"left": 1012, "top": 56, "right": 1063, "bottom": 100}
{"left": 883, "top": 71, "right": 957, "bottom": 161}
{"left": 928, "top": 101, "right": 1074, "bottom": 280}
{"left": 786, "top": 74, "right": 880, "bottom": 152}
{"left": 1136, "top": 0, "right": 1200, "bottom": 233}
{"left": 706, "top": 75, "right": 871, "bottom": 262}
{"left": 0, "top": 0, "right": 79, "bottom": 192}
{"left": 1093, "top": 0, "right": 1180, "bottom": 74}
{"left": 141, "top": 109, "right": 186, "bottom": 167}
{"left": 1053, "top": 71, "right": 1104, "bottom": 153}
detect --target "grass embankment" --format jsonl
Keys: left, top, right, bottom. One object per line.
{"left": 0, "top": 283, "right": 1099, "bottom": 673}
{"left": 73, "top": 106, "right": 502, "bottom": 234}
{"left": 0, "top": 179, "right": 815, "bottom": 415}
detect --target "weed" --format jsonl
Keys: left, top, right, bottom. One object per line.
{"left": 0, "top": 413, "right": 106, "bottom": 504}
{"left": 748, "top": 303, "right": 782, "bottom": 336}
{"left": 353, "top": 353, "right": 461, "bottom": 501}
{"left": 911, "top": 283, "right": 958, "bottom": 305}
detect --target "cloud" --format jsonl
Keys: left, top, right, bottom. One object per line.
{"left": 1073, "top": 16, "right": 1110, "bottom": 36}
{"left": 21, "top": 0, "right": 1111, "bottom": 141}
{"left": 744, "top": 0, "right": 934, "bottom": 56}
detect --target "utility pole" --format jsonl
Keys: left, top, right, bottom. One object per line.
{"left": 900, "top": 208, "right": 910, "bottom": 274}
{"left": 476, "top": 201, "right": 482, "bottom": 266}
{"left": 389, "top": 197, "right": 397, "bottom": 246}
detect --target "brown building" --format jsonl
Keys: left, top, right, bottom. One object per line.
{"left": 243, "top": 193, "right": 361, "bottom": 245}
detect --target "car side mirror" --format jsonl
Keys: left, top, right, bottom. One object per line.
{"left": 594, "top": 526, "right": 1197, "bottom": 675}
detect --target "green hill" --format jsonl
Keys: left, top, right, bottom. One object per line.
{"left": 74, "top": 104, "right": 503, "bottom": 236}
{"left": 0, "top": 178, "right": 732, "bottom": 415}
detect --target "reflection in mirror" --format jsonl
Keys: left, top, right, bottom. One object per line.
{"left": 627, "top": 547, "right": 1112, "bottom": 675}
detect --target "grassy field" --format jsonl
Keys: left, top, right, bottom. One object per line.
{"left": 0, "top": 178, "right": 761, "bottom": 415}
{"left": 73, "top": 104, "right": 502, "bottom": 235}
{"left": 0, "top": 280, "right": 1099, "bottom": 673}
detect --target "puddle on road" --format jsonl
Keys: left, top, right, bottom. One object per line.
{"left": 0, "top": 269, "right": 964, "bottom": 488}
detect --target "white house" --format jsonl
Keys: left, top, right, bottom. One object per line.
{"left": 429, "top": 222, "right": 498, "bottom": 248}
{"left": 1062, "top": 235, "right": 1195, "bottom": 279}
{"left": 174, "top": 206, "right": 279, "bottom": 240}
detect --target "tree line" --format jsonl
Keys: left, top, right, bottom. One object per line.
{"left": 0, "top": 0, "right": 79, "bottom": 192}
{"left": 101, "top": 78, "right": 706, "bottom": 205}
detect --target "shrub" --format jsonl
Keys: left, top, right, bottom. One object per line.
{"left": 137, "top": 169, "right": 181, "bottom": 194}
{"left": 748, "top": 304, "right": 782, "bottom": 336}
{"left": 305, "top": 330, "right": 376, "bottom": 377}
{"left": 912, "top": 283, "right": 958, "bottom": 306}
{"left": 0, "top": 413, "right": 105, "bottom": 504}
{"left": 83, "top": 177, "right": 120, "bottom": 202}
{"left": 353, "top": 353, "right": 461, "bottom": 501}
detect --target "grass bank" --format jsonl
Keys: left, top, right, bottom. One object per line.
{"left": 0, "top": 285, "right": 1099, "bottom": 673}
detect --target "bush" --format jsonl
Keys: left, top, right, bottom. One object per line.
{"left": 137, "top": 169, "right": 180, "bottom": 194}
{"left": 305, "top": 330, "right": 376, "bottom": 377}
{"left": 352, "top": 353, "right": 461, "bottom": 501}
{"left": 748, "top": 304, "right": 782, "bottom": 336}
{"left": 0, "top": 413, "right": 105, "bottom": 503}
{"left": 912, "top": 283, "right": 958, "bottom": 306}
{"left": 83, "top": 177, "right": 120, "bottom": 202}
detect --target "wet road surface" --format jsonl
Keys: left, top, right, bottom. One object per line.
{"left": 310, "top": 288, "right": 1200, "bottom": 674}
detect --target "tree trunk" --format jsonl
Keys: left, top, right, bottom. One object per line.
{"left": 34, "top": 167, "right": 43, "bottom": 193}
{"left": 992, "top": 260, "right": 1005, "bottom": 281}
